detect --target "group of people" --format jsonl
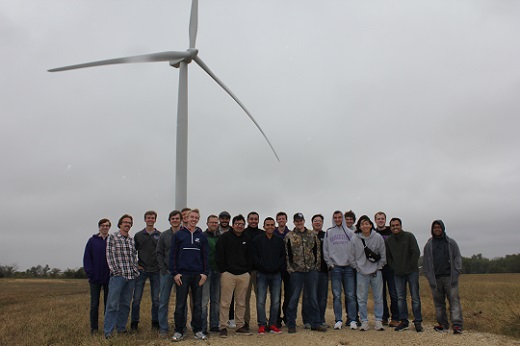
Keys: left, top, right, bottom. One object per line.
{"left": 83, "top": 208, "right": 464, "bottom": 341}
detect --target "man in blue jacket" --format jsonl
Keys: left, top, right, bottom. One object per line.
{"left": 83, "top": 218, "right": 111, "bottom": 334}
{"left": 169, "top": 209, "right": 209, "bottom": 341}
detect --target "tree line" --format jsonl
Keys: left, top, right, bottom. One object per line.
{"left": 1, "top": 253, "right": 519, "bottom": 279}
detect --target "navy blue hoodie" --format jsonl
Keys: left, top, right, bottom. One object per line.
{"left": 83, "top": 234, "right": 110, "bottom": 284}
{"left": 169, "top": 226, "right": 209, "bottom": 276}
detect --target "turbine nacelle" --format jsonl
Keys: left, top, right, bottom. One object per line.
{"left": 170, "top": 48, "right": 199, "bottom": 68}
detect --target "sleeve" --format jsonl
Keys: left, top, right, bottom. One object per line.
{"left": 278, "top": 238, "right": 287, "bottom": 272}
{"left": 378, "top": 236, "right": 386, "bottom": 270}
{"left": 202, "top": 234, "right": 209, "bottom": 276}
{"left": 156, "top": 233, "right": 166, "bottom": 274}
{"left": 83, "top": 239, "right": 93, "bottom": 280}
{"left": 323, "top": 232, "right": 331, "bottom": 267}
{"left": 385, "top": 239, "right": 392, "bottom": 269}
{"left": 409, "top": 234, "right": 421, "bottom": 270}
{"left": 313, "top": 234, "right": 321, "bottom": 270}
{"left": 285, "top": 236, "right": 294, "bottom": 273}
{"left": 106, "top": 235, "right": 119, "bottom": 276}
{"left": 251, "top": 238, "right": 261, "bottom": 270}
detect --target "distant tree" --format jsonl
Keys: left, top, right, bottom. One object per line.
{"left": 0, "top": 263, "right": 19, "bottom": 278}
{"left": 49, "top": 268, "right": 62, "bottom": 278}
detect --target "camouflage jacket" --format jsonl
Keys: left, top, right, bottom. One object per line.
{"left": 285, "top": 227, "right": 321, "bottom": 273}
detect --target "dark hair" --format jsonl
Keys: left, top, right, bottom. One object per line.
{"left": 389, "top": 217, "right": 402, "bottom": 226}
{"left": 144, "top": 210, "right": 157, "bottom": 220}
{"left": 356, "top": 215, "right": 373, "bottom": 232}
{"left": 168, "top": 210, "right": 181, "bottom": 220}
{"left": 311, "top": 214, "right": 324, "bottom": 222}
{"left": 276, "top": 211, "right": 287, "bottom": 219}
{"left": 232, "top": 214, "right": 245, "bottom": 225}
{"left": 247, "top": 211, "right": 259, "bottom": 220}
{"left": 264, "top": 217, "right": 275, "bottom": 225}
{"left": 344, "top": 210, "right": 356, "bottom": 222}
{"left": 98, "top": 218, "right": 111, "bottom": 227}
{"left": 333, "top": 210, "right": 343, "bottom": 216}
{"left": 207, "top": 214, "right": 218, "bottom": 222}
{"left": 118, "top": 214, "right": 133, "bottom": 228}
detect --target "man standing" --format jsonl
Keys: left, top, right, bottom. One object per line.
{"left": 169, "top": 209, "right": 209, "bottom": 341}
{"left": 201, "top": 214, "right": 222, "bottom": 334}
{"left": 274, "top": 211, "right": 291, "bottom": 328}
{"left": 217, "top": 211, "right": 235, "bottom": 328}
{"left": 251, "top": 217, "right": 285, "bottom": 335}
{"left": 216, "top": 214, "right": 253, "bottom": 337}
{"left": 423, "top": 220, "right": 464, "bottom": 334}
{"left": 244, "top": 211, "right": 263, "bottom": 329}
{"left": 156, "top": 210, "right": 182, "bottom": 338}
{"left": 344, "top": 210, "right": 356, "bottom": 231}
{"left": 385, "top": 218, "right": 423, "bottom": 332}
{"left": 374, "top": 211, "right": 399, "bottom": 327}
{"left": 83, "top": 218, "right": 111, "bottom": 334}
{"left": 181, "top": 208, "right": 191, "bottom": 228}
{"left": 131, "top": 211, "right": 161, "bottom": 331}
{"left": 323, "top": 211, "right": 357, "bottom": 330}
{"left": 104, "top": 214, "right": 139, "bottom": 338}
{"left": 285, "top": 213, "right": 327, "bottom": 333}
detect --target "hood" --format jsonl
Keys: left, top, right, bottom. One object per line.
{"left": 431, "top": 219, "right": 446, "bottom": 238}
{"left": 330, "top": 212, "right": 347, "bottom": 230}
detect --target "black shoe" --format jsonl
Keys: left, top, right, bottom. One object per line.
{"left": 414, "top": 322, "right": 423, "bottom": 332}
{"left": 130, "top": 321, "right": 139, "bottom": 332}
{"left": 236, "top": 326, "right": 252, "bottom": 335}
{"left": 210, "top": 327, "right": 220, "bottom": 333}
{"left": 311, "top": 325, "right": 327, "bottom": 332}
{"left": 151, "top": 320, "right": 160, "bottom": 331}
{"left": 433, "top": 325, "right": 447, "bottom": 333}
{"left": 219, "top": 328, "right": 228, "bottom": 338}
{"left": 288, "top": 326, "right": 296, "bottom": 334}
{"left": 90, "top": 329, "right": 98, "bottom": 336}
{"left": 453, "top": 325, "right": 463, "bottom": 334}
{"left": 394, "top": 322, "right": 409, "bottom": 332}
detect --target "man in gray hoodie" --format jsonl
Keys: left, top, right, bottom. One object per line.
{"left": 423, "top": 220, "right": 463, "bottom": 334}
{"left": 323, "top": 210, "right": 357, "bottom": 330}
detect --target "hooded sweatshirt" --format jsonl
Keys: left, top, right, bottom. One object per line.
{"left": 349, "top": 229, "right": 386, "bottom": 275}
{"left": 169, "top": 226, "right": 209, "bottom": 276}
{"left": 323, "top": 214, "right": 354, "bottom": 267}
{"left": 83, "top": 233, "right": 110, "bottom": 284}
{"left": 423, "top": 220, "right": 462, "bottom": 289}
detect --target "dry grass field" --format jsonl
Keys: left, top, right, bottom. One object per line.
{"left": 0, "top": 274, "right": 519, "bottom": 346}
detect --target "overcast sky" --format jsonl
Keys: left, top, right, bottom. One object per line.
{"left": 1, "top": 0, "right": 519, "bottom": 271}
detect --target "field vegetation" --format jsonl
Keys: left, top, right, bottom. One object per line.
{"left": 0, "top": 274, "right": 518, "bottom": 345}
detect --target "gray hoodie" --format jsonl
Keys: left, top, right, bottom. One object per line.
{"left": 323, "top": 214, "right": 354, "bottom": 267}
{"left": 349, "top": 229, "right": 386, "bottom": 275}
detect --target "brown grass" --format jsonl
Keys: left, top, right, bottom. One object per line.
{"left": 0, "top": 275, "right": 519, "bottom": 346}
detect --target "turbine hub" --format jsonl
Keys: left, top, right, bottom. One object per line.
{"left": 170, "top": 48, "right": 199, "bottom": 68}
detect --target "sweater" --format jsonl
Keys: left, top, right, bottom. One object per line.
{"left": 349, "top": 230, "right": 386, "bottom": 275}
{"left": 215, "top": 230, "right": 252, "bottom": 275}
{"left": 385, "top": 230, "right": 420, "bottom": 276}
{"left": 169, "top": 227, "right": 209, "bottom": 276}
{"left": 252, "top": 233, "right": 286, "bottom": 273}
{"left": 83, "top": 234, "right": 110, "bottom": 284}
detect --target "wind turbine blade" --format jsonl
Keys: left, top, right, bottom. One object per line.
{"left": 189, "top": 0, "right": 198, "bottom": 48}
{"left": 48, "top": 51, "right": 191, "bottom": 72}
{"left": 194, "top": 56, "right": 280, "bottom": 162}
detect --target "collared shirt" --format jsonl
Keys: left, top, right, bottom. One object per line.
{"left": 106, "top": 231, "right": 140, "bottom": 280}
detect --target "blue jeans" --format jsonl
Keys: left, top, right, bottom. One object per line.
{"left": 256, "top": 272, "right": 282, "bottom": 327}
{"left": 174, "top": 274, "right": 203, "bottom": 333}
{"left": 104, "top": 276, "right": 135, "bottom": 336}
{"left": 287, "top": 270, "right": 319, "bottom": 328}
{"left": 158, "top": 273, "right": 174, "bottom": 332}
{"left": 131, "top": 270, "right": 160, "bottom": 323}
{"left": 432, "top": 276, "right": 463, "bottom": 328}
{"left": 90, "top": 282, "right": 109, "bottom": 331}
{"left": 302, "top": 271, "right": 329, "bottom": 325}
{"left": 381, "top": 265, "right": 399, "bottom": 321}
{"left": 394, "top": 271, "right": 422, "bottom": 324}
{"left": 356, "top": 271, "right": 383, "bottom": 322}
{"left": 201, "top": 269, "right": 220, "bottom": 332}
{"left": 331, "top": 266, "right": 357, "bottom": 323}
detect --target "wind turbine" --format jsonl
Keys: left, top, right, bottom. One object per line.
{"left": 48, "top": 0, "right": 279, "bottom": 209}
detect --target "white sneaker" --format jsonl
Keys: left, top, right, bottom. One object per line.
{"left": 374, "top": 321, "right": 385, "bottom": 331}
{"left": 334, "top": 321, "right": 343, "bottom": 330}
{"left": 194, "top": 331, "right": 207, "bottom": 340}
{"left": 349, "top": 321, "right": 358, "bottom": 330}
{"left": 359, "top": 321, "right": 369, "bottom": 331}
{"left": 227, "top": 320, "right": 236, "bottom": 328}
{"left": 172, "top": 332, "right": 185, "bottom": 342}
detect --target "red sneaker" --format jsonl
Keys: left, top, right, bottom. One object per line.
{"left": 258, "top": 326, "right": 266, "bottom": 335}
{"left": 269, "top": 325, "right": 282, "bottom": 334}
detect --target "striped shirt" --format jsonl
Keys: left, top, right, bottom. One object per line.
{"left": 106, "top": 231, "right": 140, "bottom": 280}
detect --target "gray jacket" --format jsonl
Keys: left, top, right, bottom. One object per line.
{"left": 349, "top": 230, "right": 386, "bottom": 275}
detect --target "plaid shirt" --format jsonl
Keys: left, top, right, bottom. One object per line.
{"left": 106, "top": 231, "right": 140, "bottom": 280}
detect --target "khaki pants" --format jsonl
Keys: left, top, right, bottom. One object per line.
{"left": 219, "top": 271, "right": 250, "bottom": 329}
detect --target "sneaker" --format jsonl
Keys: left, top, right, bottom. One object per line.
{"left": 388, "top": 320, "right": 400, "bottom": 328}
{"left": 236, "top": 326, "right": 252, "bottom": 335}
{"left": 433, "top": 325, "right": 447, "bottom": 333}
{"left": 194, "top": 331, "right": 207, "bottom": 340}
{"left": 227, "top": 319, "right": 236, "bottom": 328}
{"left": 382, "top": 319, "right": 388, "bottom": 326}
{"left": 288, "top": 326, "right": 296, "bottom": 333}
{"left": 311, "top": 325, "right": 327, "bottom": 332}
{"left": 130, "top": 321, "right": 139, "bottom": 332}
{"left": 151, "top": 320, "right": 160, "bottom": 331}
{"left": 269, "top": 325, "right": 282, "bottom": 334}
{"left": 303, "top": 323, "right": 311, "bottom": 329}
{"left": 219, "top": 328, "right": 228, "bottom": 338}
{"left": 395, "top": 322, "right": 409, "bottom": 332}
{"left": 258, "top": 326, "right": 266, "bottom": 335}
{"left": 374, "top": 321, "right": 385, "bottom": 331}
{"left": 414, "top": 322, "right": 424, "bottom": 332}
{"left": 453, "top": 325, "right": 463, "bottom": 334}
{"left": 171, "top": 332, "right": 185, "bottom": 342}
{"left": 350, "top": 321, "right": 358, "bottom": 330}
{"left": 359, "top": 321, "right": 369, "bottom": 331}
{"left": 321, "top": 323, "right": 330, "bottom": 328}
{"left": 209, "top": 327, "right": 220, "bottom": 333}
{"left": 334, "top": 321, "right": 343, "bottom": 330}
{"left": 159, "top": 331, "right": 169, "bottom": 339}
